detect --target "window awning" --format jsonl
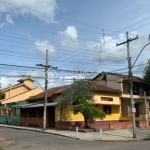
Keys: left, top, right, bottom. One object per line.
{"left": 18, "top": 102, "right": 58, "bottom": 109}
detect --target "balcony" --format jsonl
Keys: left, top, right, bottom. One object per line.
{"left": 121, "top": 90, "right": 150, "bottom": 99}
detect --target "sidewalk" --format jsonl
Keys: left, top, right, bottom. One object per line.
{"left": 0, "top": 124, "right": 150, "bottom": 141}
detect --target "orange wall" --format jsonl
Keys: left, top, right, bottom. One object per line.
{"left": 3, "top": 86, "right": 29, "bottom": 99}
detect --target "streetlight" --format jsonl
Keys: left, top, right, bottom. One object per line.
{"left": 132, "top": 35, "right": 150, "bottom": 69}
{"left": 131, "top": 35, "right": 150, "bottom": 129}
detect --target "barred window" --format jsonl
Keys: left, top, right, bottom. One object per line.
{"left": 101, "top": 97, "right": 113, "bottom": 101}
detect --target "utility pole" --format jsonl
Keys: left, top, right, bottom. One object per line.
{"left": 37, "top": 49, "right": 49, "bottom": 131}
{"left": 144, "top": 91, "right": 149, "bottom": 127}
{"left": 116, "top": 32, "right": 138, "bottom": 138}
{"left": 36, "top": 49, "right": 57, "bottom": 131}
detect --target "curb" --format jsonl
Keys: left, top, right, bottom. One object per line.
{"left": 0, "top": 125, "right": 80, "bottom": 140}
{"left": 94, "top": 138, "right": 150, "bottom": 142}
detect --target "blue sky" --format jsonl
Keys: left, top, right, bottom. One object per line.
{"left": 0, "top": 0, "right": 150, "bottom": 88}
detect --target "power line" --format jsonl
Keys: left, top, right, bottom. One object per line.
{"left": 0, "top": 0, "right": 115, "bottom": 32}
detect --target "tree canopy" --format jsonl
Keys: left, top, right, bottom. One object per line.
{"left": 61, "top": 79, "right": 106, "bottom": 128}
{"left": 143, "top": 59, "right": 150, "bottom": 84}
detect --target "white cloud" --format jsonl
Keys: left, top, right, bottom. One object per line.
{"left": 0, "top": 14, "right": 13, "bottom": 28}
{"left": 58, "top": 26, "right": 79, "bottom": 47}
{"left": 35, "top": 40, "right": 56, "bottom": 55}
{"left": 58, "top": 26, "right": 78, "bottom": 39}
{"left": 0, "top": 0, "right": 58, "bottom": 23}
{"left": 87, "top": 32, "right": 150, "bottom": 65}
{"left": 6, "top": 14, "right": 14, "bottom": 24}
{"left": 0, "top": 72, "right": 20, "bottom": 88}
{"left": 87, "top": 35, "right": 126, "bottom": 64}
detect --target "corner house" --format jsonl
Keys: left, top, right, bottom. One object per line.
{"left": 19, "top": 81, "right": 121, "bottom": 129}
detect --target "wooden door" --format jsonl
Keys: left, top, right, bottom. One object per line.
{"left": 47, "top": 107, "right": 55, "bottom": 128}
{"left": 135, "top": 104, "right": 139, "bottom": 117}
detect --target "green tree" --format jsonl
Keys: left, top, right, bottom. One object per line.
{"left": 143, "top": 60, "right": 150, "bottom": 83}
{"left": 61, "top": 79, "right": 105, "bottom": 128}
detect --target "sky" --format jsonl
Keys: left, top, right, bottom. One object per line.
{"left": 0, "top": 0, "right": 150, "bottom": 88}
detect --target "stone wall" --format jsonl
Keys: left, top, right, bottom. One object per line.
{"left": 138, "top": 121, "right": 149, "bottom": 128}
{"left": 109, "top": 122, "right": 132, "bottom": 129}
{"left": 56, "top": 120, "right": 118, "bottom": 129}
{"left": 56, "top": 121, "right": 86, "bottom": 129}
{"left": 56, "top": 121, "right": 150, "bottom": 130}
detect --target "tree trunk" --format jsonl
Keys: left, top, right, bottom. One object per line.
{"left": 84, "top": 116, "right": 89, "bottom": 128}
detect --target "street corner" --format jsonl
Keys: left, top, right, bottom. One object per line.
{"left": 0, "top": 137, "right": 16, "bottom": 149}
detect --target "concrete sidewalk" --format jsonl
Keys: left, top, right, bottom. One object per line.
{"left": 0, "top": 124, "right": 150, "bottom": 141}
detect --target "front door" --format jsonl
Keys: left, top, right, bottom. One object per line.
{"left": 47, "top": 107, "right": 55, "bottom": 128}
{"left": 135, "top": 104, "right": 139, "bottom": 117}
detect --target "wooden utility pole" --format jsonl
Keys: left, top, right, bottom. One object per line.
{"left": 116, "top": 32, "right": 138, "bottom": 138}
{"left": 144, "top": 91, "right": 149, "bottom": 127}
{"left": 37, "top": 49, "right": 57, "bottom": 131}
{"left": 37, "top": 49, "right": 49, "bottom": 131}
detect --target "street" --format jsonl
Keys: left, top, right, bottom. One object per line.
{"left": 0, "top": 127, "right": 150, "bottom": 150}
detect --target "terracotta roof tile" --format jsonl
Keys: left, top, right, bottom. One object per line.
{"left": 27, "top": 82, "right": 121, "bottom": 101}
{"left": 89, "top": 81, "right": 121, "bottom": 94}
{"left": 27, "top": 86, "right": 66, "bottom": 101}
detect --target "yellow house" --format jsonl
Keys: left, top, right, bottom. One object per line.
{"left": 20, "top": 81, "right": 121, "bottom": 129}
{"left": 0, "top": 77, "right": 43, "bottom": 124}
{"left": 92, "top": 72, "right": 150, "bottom": 128}
{"left": 56, "top": 81, "right": 121, "bottom": 129}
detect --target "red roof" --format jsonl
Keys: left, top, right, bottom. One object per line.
{"left": 27, "top": 86, "right": 66, "bottom": 101}
{"left": 27, "top": 81, "right": 121, "bottom": 101}
{"left": 89, "top": 81, "right": 121, "bottom": 94}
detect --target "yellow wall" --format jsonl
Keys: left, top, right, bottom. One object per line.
{"left": 23, "top": 80, "right": 34, "bottom": 89}
{"left": 93, "top": 92, "right": 120, "bottom": 105}
{"left": 55, "top": 92, "right": 121, "bottom": 122}
{"left": 3, "top": 86, "right": 29, "bottom": 99}
{"left": 56, "top": 104, "right": 121, "bottom": 122}
{"left": 96, "top": 104, "right": 121, "bottom": 120}
{"left": 1, "top": 88, "right": 43, "bottom": 104}
{"left": 55, "top": 105, "right": 84, "bottom": 122}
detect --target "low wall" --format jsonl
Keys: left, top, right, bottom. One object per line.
{"left": 55, "top": 121, "right": 84, "bottom": 129}
{"left": 8, "top": 116, "right": 20, "bottom": 125}
{"left": 94, "top": 120, "right": 119, "bottom": 129}
{"left": 109, "top": 122, "right": 132, "bottom": 129}
{"left": 0, "top": 116, "right": 7, "bottom": 124}
{"left": 138, "top": 121, "right": 149, "bottom": 128}
{"left": 56, "top": 120, "right": 119, "bottom": 129}
{"left": 56, "top": 121, "right": 72, "bottom": 129}
{"left": 20, "top": 117, "right": 43, "bottom": 127}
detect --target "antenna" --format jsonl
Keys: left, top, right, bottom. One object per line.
{"left": 99, "top": 41, "right": 102, "bottom": 63}
{"left": 102, "top": 29, "right": 105, "bottom": 44}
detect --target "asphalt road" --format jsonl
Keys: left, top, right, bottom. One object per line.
{"left": 0, "top": 127, "right": 150, "bottom": 150}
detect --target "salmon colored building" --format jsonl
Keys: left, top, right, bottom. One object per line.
{"left": 0, "top": 78, "right": 43, "bottom": 124}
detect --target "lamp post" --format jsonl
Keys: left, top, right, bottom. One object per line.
{"left": 132, "top": 35, "right": 150, "bottom": 69}
{"left": 131, "top": 35, "right": 150, "bottom": 128}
